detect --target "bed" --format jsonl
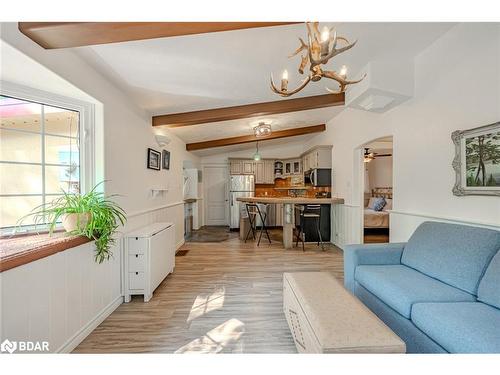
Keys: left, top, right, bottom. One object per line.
{"left": 364, "top": 187, "right": 392, "bottom": 229}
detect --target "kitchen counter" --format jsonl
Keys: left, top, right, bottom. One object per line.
{"left": 237, "top": 197, "right": 344, "bottom": 205}
{"left": 237, "top": 196, "right": 344, "bottom": 249}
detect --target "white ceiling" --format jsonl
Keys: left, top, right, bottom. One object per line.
{"left": 75, "top": 23, "right": 455, "bottom": 149}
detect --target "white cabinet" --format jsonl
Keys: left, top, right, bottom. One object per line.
{"left": 284, "top": 159, "right": 302, "bottom": 176}
{"left": 264, "top": 160, "right": 275, "bottom": 183}
{"left": 301, "top": 146, "right": 332, "bottom": 170}
{"left": 255, "top": 160, "right": 275, "bottom": 184}
{"left": 242, "top": 160, "right": 255, "bottom": 174}
{"left": 123, "top": 222, "right": 175, "bottom": 302}
{"left": 229, "top": 159, "right": 254, "bottom": 175}
{"left": 230, "top": 160, "right": 242, "bottom": 174}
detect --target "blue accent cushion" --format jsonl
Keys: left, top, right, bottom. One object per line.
{"left": 478, "top": 250, "right": 500, "bottom": 309}
{"left": 372, "top": 197, "right": 386, "bottom": 211}
{"left": 412, "top": 302, "right": 500, "bottom": 353}
{"left": 355, "top": 264, "right": 475, "bottom": 318}
{"left": 401, "top": 222, "right": 500, "bottom": 294}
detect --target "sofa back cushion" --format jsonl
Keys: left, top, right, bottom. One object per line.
{"left": 401, "top": 222, "right": 500, "bottom": 294}
{"left": 478, "top": 250, "right": 500, "bottom": 309}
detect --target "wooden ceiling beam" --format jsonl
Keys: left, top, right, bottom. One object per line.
{"left": 186, "top": 124, "right": 326, "bottom": 151}
{"left": 18, "top": 22, "right": 299, "bottom": 49}
{"left": 154, "top": 93, "right": 344, "bottom": 128}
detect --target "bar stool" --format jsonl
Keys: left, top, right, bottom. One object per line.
{"left": 245, "top": 203, "right": 271, "bottom": 246}
{"left": 294, "top": 204, "right": 324, "bottom": 251}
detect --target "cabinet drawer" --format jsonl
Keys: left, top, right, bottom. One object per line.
{"left": 129, "top": 272, "right": 145, "bottom": 290}
{"left": 128, "top": 254, "right": 145, "bottom": 272}
{"left": 283, "top": 278, "right": 321, "bottom": 353}
{"left": 128, "top": 238, "right": 146, "bottom": 254}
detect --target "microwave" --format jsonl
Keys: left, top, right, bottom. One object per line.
{"left": 304, "top": 168, "right": 332, "bottom": 187}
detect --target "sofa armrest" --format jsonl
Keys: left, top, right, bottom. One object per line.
{"left": 343, "top": 243, "right": 406, "bottom": 293}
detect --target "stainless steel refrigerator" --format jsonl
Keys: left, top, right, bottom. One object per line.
{"left": 229, "top": 175, "right": 255, "bottom": 229}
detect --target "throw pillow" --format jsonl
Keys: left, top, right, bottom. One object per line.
{"left": 373, "top": 197, "right": 386, "bottom": 211}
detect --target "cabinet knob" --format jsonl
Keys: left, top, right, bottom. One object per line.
{"left": 135, "top": 254, "right": 138, "bottom": 258}
{"left": 136, "top": 272, "right": 138, "bottom": 275}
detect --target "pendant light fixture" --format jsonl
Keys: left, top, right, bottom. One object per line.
{"left": 253, "top": 141, "right": 262, "bottom": 161}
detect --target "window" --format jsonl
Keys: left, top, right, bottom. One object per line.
{"left": 0, "top": 95, "right": 82, "bottom": 234}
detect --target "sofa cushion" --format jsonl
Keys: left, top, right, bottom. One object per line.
{"left": 355, "top": 265, "right": 475, "bottom": 318}
{"left": 401, "top": 221, "right": 500, "bottom": 294}
{"left": 412, "top": 302, "right": 500, "bottom": 353}
{"left": 478, "top": 250, "right": 500, "bottom": 309}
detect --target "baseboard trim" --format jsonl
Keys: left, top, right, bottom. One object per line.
{"left": 56, "top": 295, "right": 123, "bottom": 353}
{"left": 175, "top": 239, "right": 185, "bottom": 253}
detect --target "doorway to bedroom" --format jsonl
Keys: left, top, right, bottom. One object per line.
{"left": 362, "top": 136, "right": 393, "bottom": 243}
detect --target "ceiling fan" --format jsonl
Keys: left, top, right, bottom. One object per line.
{"left": 363, "top": 148, "right": 392, "bottom": 163}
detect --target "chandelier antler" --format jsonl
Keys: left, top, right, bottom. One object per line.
{"left": 270, "top": 22, "right": 365, "bottom": 97}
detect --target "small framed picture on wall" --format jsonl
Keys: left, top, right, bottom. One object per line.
{"left": 162, "top": 150, "right": 170, "bottom": 170}
{"left": 147, "top": 148, "right": 161, "bottom": 170}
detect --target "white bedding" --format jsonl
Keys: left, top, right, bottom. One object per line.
{"left": 364, "top": 208, "right": 390, "bottom": 228}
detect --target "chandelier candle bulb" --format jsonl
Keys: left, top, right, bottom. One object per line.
{"left": 320, "top": 27, "right": 330, "bottom": 57}
{"left": 340, "top": 65, "right": 348, "bottom": 78}
{"left": 281, "top": 69, "right": 289, "bottom": 91}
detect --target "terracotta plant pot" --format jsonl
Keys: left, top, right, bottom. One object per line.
{"left": 62, "top": 212, "right": 91, "bottom": 232}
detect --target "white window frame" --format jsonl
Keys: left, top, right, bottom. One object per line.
{"left": 0, "top": 81, "right": 95, "bottom": 232}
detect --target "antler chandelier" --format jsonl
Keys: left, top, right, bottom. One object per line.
{"left": 270, "top": 22, "right": 366, "bottom": 97}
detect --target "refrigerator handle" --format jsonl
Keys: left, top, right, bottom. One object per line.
{"left": 230, "top": 193, "right": 233, "bottom": 206}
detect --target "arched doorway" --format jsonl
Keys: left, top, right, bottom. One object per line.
{"left": 356, "top": 136, "right": 394, "bottom": 243}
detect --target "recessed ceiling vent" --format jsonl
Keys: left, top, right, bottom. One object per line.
{"left": 346, "top": 60, "right": 414, "bottom": 113}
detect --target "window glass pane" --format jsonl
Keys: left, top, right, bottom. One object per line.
{"left": 0, "top": 164, "right": 43, "bottom": 194}
{"left": 0, "top": 96, "right": 42, "bottom": 132}
{"left": 45, "top": 165, "right": 80, "bottom": 194}
{"left": 44, "top": 106, "right": 79, "bottom": 137}
{"left": 0, "top": 128, "right": 42, "bottom": 163}
{"left": 45, "top": 135, "right": 79, "bottom": 165}
{"left": 0, "top": 195, "right": 43, "bottom": 228}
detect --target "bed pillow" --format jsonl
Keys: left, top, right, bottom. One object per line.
{"left": 373, "top": 197, "right": 386, "bottom": 211}
{"left": 383, "top": 198, "right": 393, "bottom": 211}
{"left": 367, "top": 197, "right": 378, "bottom": 209}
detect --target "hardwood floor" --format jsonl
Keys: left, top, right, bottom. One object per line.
{"left": 73, "top": 229, "right": 344, "bottom": 353}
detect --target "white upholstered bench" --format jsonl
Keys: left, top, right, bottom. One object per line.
{"left": 283, "top": 272, "right": 406, "bottom": 353}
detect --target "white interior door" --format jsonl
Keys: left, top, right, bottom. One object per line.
{"left": 203, "top": 166, "right": 229, "bottom": 226}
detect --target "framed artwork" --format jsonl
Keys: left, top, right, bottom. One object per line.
{"left": 147, "top": 148, "right": 161, "bottom": 171}
{"left": 452, "top": 121, "right": 500, "bottom": 196}
{"left": 162, "top": 150, "right": 170, "bottom": 170}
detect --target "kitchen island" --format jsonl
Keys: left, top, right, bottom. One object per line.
{"left": 236, "top": 197, "right": 344, "bottom": 249}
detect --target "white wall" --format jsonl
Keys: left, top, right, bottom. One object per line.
{"left": 0, "top": 23, "right": 200, "bottom": 351}
{"left": 367, "top": 156, "right": 393, "bottom": 190}
{"left": 305, "top": 23, "right": 500, "bottom": 246}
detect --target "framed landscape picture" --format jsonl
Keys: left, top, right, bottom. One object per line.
{"left": 452, "top": 121, "right": 500, "bottom": 196}
{"left": 147, "top": 148, "right": 161, "bottom": 170}
{"left": 162, "top": 150, "right": 170, "bottom": 170}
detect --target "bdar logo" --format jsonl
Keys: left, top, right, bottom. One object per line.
{"left": 1, "top": 339, "right": 17, "bottom": 354}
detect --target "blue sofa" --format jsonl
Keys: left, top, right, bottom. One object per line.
{"left": 344, "top": 221, "right": 500, "bottom": 353}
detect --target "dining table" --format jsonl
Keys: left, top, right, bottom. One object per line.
{"left": 236, "top": 196, "right": 345, "bottom": 249}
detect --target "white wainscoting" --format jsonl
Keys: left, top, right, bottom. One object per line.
{"left": 0, "top": 241, "right": 122, "bottom": 353}
{"left": 331, "top": 205, "right": 500, "bottom": 250}
{"left": 331, "top": 204, "right": 363, "bottom": 249}
{"left": 390, "top": 210, "right": 500, "bottom": 242}
{"left": 0, "top": 201, "right": 187, "bottom": 353}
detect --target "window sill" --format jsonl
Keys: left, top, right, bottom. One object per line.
{"left": 0, "top": 232, "right": 91, "bottom": 272}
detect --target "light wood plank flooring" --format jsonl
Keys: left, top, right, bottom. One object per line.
{"left": 73, "top": 229, "right": 344, "bottom": 353}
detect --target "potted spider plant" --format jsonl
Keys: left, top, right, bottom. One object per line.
{"left": 18, "top": 182, "right": 126, "bottom": 263}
